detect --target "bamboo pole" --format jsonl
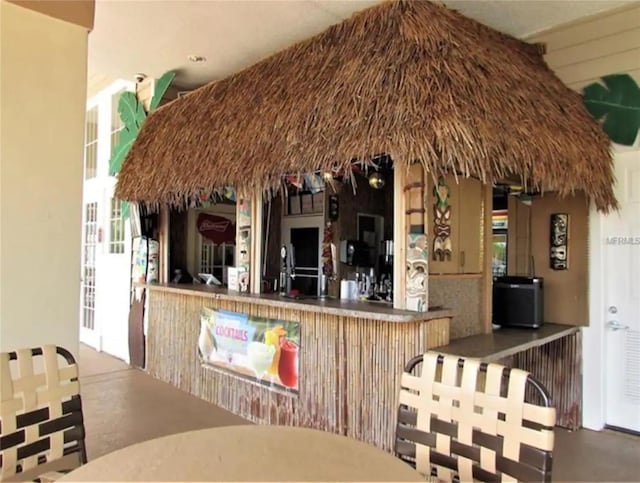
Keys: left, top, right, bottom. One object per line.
{"left": 481, "top": 183, "right": 493, "bottom": 333}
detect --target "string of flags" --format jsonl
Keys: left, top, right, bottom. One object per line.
{"left": 284, "top": 173, "right": 325, "bottom": 194}
{"left": 191, "top": 158, "right": 384, "bottom": 207}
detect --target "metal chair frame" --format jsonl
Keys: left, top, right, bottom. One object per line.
{"left": 1, "top": 346, "right": 87, "bottom": 481}
{"left": 395, "top": 353, "right": 555, "bottom": 483}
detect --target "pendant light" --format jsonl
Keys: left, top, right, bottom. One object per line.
{"left": 368, "top": 172, "right": 385, "bottom": 189}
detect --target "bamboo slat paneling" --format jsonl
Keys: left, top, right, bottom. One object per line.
{"left": 500, "top": 331, "right": 582, "bottom": 430}
{"left": 146, "top": 290, "right": 450, "bottom": 451}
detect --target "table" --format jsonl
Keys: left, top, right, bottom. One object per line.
{"left": 59, "top": 425, "right": 423, "bottom": 482}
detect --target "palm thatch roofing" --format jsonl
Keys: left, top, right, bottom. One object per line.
{"left": 116, "top": 0, "right": 616, "bottom": 212}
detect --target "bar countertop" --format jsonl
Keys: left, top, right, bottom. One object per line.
{"left": 434, "top": 323, "right": 580, "bottom": 362}
{"left": 145, "top": 283, "right": 454, "bottom": 323}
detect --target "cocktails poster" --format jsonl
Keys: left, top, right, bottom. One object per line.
{"left": 198, "top": 308, "right": 300, "bottom": 393}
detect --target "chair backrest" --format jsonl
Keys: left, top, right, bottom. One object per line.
{"left": 0, "top": 345, "right": 87, "bottom": 481}
{"left": 395, "top": 352, "right": 555, "bottom": 482}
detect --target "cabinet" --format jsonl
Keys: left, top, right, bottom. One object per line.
{"left": 427, "top": 175, "right": 483, "bottom": 274}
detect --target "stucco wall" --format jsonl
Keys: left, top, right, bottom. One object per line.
{"left": 0, "top": 2, "right": 88, "bottom": 355}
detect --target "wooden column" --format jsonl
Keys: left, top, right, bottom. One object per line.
{"left": 393, "top": 168, "right": 407, "bottom": 309}
{"left": 404, "top": 163, "right": 429, "bottom": 312}
{"left": 158, "top": 206, "right": 170, "bottom": 283}
{"left": 250, "top": 193, "right": 263, "bottom": 294}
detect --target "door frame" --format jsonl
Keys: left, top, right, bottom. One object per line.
{"left": 281, "top": 214, "right": 324, "bottom": 296}
{"left": 584, "top": 146, "right": 639, "bottom": 430}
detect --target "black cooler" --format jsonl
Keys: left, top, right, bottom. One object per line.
{"left": 492, "top": 276, "right": 544, "bottom": 328}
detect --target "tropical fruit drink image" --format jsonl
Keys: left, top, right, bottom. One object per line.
{"left": 278, "top": 339, "right": 299, "bottom": 388}
{"left": 265, "top": 325, "right": 287, "bottom": 376}
{"left": 247, "top": 342, "right": 275, "bottom": 379}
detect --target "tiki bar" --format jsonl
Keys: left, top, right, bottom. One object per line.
{"left": 115, "top": 1, "right": 615, "bottom": 452}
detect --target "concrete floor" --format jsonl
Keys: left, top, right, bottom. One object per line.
{"left": 79, "top": 345, "right": 640, "bottom": 482}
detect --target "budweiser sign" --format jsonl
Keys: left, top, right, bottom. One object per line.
{"left": 197, "top": 213, "right": 235, "bottom": 244}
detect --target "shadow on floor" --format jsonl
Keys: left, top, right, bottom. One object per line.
{"left": 79, "top": 345, "right": 640, "bottom": 481}
{"left": 79, "top": 344, "right": 249, "bottom": 460}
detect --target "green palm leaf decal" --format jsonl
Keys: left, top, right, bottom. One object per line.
{"left": 583, "top": 74, "right": 640, "bottom": 146}
{"left": 118, "top": 91, "right": 146, "bottom": 131}
{"left": 109, "top": 131, "right": 136, "bottom": 176}
{"left": 121, "top": 201, "right": 130, "bottom": 220}
{"left": 108, "top": 70, "right": 174, "bottom": 219}
{"left": 150, "top": 71, "right": 176, "bottom": 112}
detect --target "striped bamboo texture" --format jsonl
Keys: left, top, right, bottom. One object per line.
{"left": 146, "top": 290, "right": 450, "bottom": 451}
{"left": 499, "top": 331, "right": 582, "bottom": 430}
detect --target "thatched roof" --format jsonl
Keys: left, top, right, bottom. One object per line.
{"left": 116, "top": 0, "right": 616, "bottom": 212}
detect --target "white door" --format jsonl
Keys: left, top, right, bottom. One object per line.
{"left": 79, "top": 194, "right": 101, "bottom": 349}
{"left": 95, "top": 185, "right": 132, "bottom": 363}
{"left": 282, "top": 215, "right": 323, "bottom": 296}
{"left": 604, "top": 149, "right": 640, "bottom": 432}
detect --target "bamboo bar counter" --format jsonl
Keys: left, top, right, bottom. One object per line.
{"left": 145, "top": 284, "right": 452, "bottom": 451}
{"left": 435, "top": 324, "right": 582, "bottom": 429}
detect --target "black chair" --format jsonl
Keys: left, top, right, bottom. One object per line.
{"left": 395, "top": 352, "right": 555, "bottom": 482}
{"left": 0, "top": 345, "right": 87, "bottom": 481}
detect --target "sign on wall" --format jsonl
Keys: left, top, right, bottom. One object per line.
{"left": 196, "top": 213, "right": 235, "bottom": 244}
{"left": 198, "top": 308, "right": 300, "bottom": 393}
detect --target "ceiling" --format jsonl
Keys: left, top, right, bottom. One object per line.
{"left": 88, "top": 0, "right": 635, "bottom": 94}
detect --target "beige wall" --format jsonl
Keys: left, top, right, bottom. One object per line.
{"left": 509, "top": 194, "right": 589, "bottom": 326}
{"left": 527, "top": 3, "right": 640, "bottom": 90}
{"left": 513, "top": 4, "right": 640, "bottom": 326}
{"left": 0, "top": 2, "right": 88, "bottom": 355}
{"left": 7, "top": 0, "right": 94, "bottom": 30}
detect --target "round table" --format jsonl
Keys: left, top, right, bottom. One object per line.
{"left": 59, "top": 425, "right": 422, "bottom": 481}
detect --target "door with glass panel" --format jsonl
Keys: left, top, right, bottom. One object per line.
{"left": 79, "top": 104, "right": 101, "bottom": 348}
{"left": 80, "top": 197, "right": 100, "bottom": 348}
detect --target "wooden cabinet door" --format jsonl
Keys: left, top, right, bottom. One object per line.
{"left": 457, "top": 178, "right": 483, "bottom": 273}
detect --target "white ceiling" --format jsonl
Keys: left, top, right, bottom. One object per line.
{"left": 88, "top": 0, "right": 635, "bottom": 93}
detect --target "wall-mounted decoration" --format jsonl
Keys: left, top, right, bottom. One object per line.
{"left": 406, "top": 233, "right": 428, "bottom": 312}
{"left": 237, "top": 199, "right": 252, "bottom": 292}
{"left": 109, "top": 71, "right": 175, "bottom": 218}
{"left": 550, "top": 213, "right": 569, "bottom": 270}
{"left": 321, "top": 222, "right": 334, "bottom": 278}
{"left": 433, "top": 176, "right": 452, "bottom": 261}
{"left": 583, "top": 73, "right": 640, "bottom": 146}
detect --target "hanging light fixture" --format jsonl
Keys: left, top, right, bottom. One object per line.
{"left": 368, "top": 172, "right": 385, "bottom": 189}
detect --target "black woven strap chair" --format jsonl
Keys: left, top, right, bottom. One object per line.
{"left": 0, "top": 345, "right": 87, "bottom": 481}
{"left": 395, "top": 352, "right": 555, "bottom": 482}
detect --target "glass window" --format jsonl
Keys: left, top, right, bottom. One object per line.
{"left": 84, "top": 106, "right": 98, "bottom": 179}
{"left": 110, "top": 89, "right": 126, "bottom": 160}
{"left": 199, "top": 238, "right": 234, "bottom": 283}
{"left": 109, "top": 197, "right": 125, "bottom": 254}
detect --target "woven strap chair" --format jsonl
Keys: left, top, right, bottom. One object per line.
{"left": 395, "top": 352, "right": 555, "bottom": 483}
{"left": 0, "top": 346, "right": 87, "bottom": 481}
